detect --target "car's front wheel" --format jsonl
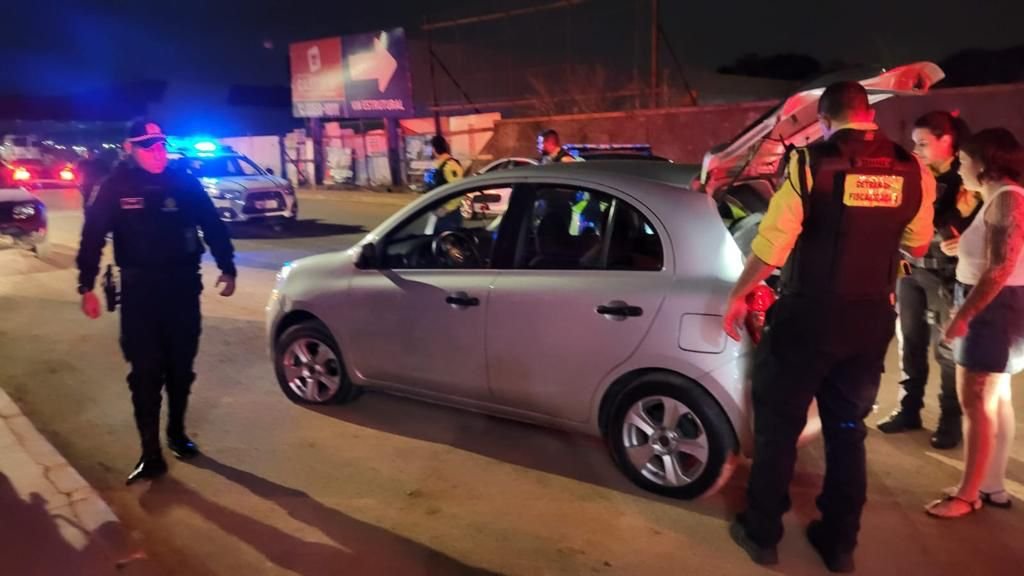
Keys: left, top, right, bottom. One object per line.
{"left": 607, "top": 374, "right": 736, "bottom": 499}
{"left": 274, "top": 321, "right": 360, "bottom": 404}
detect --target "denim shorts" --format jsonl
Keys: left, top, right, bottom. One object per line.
{"left": 953, "top": 282, "right": 1024, "bottom": 374}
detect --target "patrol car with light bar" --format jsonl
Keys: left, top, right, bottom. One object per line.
{"left": 167, "top": 138, "right": 298, "bottom": 225}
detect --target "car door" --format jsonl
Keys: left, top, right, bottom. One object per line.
{"left": 486, "top": 184, "right": 673, "bottom": 423}
{"left": 345, "top": 185, "right": 516, "bottom": 401}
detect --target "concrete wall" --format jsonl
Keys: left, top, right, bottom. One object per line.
{"left": 477, "top": 101, "right": 775, "bottom": 167}
{"left": 874, "top": 83, "right": 1024, "bottom": 149}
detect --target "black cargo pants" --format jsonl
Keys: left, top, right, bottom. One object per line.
{"left": 119, "top": 269, "right": 202, "bottom": 459}
{"left": 895, "top": 268, "right": 960, "bottom": 418}
{"left": 743, "top": 296, "right": 896, "bottom": 554}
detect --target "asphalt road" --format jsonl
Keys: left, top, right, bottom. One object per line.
{"left": 1, "top": 187, "right": 1022, "bottom": 575}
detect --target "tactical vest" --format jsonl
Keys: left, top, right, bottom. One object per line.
{"left": 781, "top": 129, "right": 924, "bottom": 301}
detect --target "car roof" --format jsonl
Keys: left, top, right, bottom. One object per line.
{"left": 469, "top": 159, "right": 700, "bottom": 190}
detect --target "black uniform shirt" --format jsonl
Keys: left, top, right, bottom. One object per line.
{"left": 76, "top": 160, "right": 236, "bottom": 291}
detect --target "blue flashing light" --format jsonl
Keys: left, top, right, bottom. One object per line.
{"left": 194, "top": 141, "right": 218, "bottom": 153}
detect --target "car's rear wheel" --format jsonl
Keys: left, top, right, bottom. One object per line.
{"left": 607, "top": 374, "right": 736, "bottom": 499}
{"left": 274, "top": 321, "right": 360, "bottom": 404}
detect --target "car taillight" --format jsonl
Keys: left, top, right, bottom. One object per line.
{"left": 59, "top": 168, "right": 75, "bottom": 181}
{"left": 13, "top": 167, "right": 31, "bottom": 181}
{"left": 744, "top": 284, "right": 777, "bottom": 345}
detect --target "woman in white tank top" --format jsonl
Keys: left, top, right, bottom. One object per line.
{"left": 926, "top": 128, "right": 1024, "bottom": 518}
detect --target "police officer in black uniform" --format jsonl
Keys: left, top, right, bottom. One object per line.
{"left": 76, "top": 120, "right": 237, "bottom": 485}
{"left": 878, "top": 111, "right": 980, "bottom": 449}
{"left": 722, "top": 83, "right": 935, "bottom": 573}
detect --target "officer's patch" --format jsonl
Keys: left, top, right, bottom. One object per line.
{"left": 162, "top": 197, "right": 178, "bottom": 212}
{"left": 120, "top": 197, "right": 144, "bottom": 210}
{"left": 843, "top": 174, "right": 904, "bottom": 208}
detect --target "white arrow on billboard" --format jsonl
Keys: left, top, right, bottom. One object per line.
{"left": 349, "top": 35, "right": 398, "bottom": 92}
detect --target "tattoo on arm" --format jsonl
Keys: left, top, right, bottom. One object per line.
{"left": 957, "top": 190, "right": 1024, "bottom": 322}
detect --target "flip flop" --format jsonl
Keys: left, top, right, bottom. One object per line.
{"left": 926, "top": 495, "right": 982, "bottom": 519}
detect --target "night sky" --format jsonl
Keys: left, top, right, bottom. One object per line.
{"left": 0, "top": 0, "right": 1021, "bottom": 95}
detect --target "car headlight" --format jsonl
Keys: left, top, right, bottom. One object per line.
{"left": 206, "top": 187, "right": 241, "bottom": 201}
{"left": 283, "top": 184, "right": 295, "bottom": 196}
{"left": 12, "top": 203, "right": 37, "bottom": 220}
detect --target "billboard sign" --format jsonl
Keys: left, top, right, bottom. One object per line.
{"left": 290, "top": 28, "right": 413, "bottom": 119}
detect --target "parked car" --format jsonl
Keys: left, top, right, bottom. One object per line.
{"left": 266, "top": 160, "right": 819, "bottom": 499}
{"left": 0, "top": 187, "right": 48, "bottom": 257}
{"left": 168, "top": 139, "right": 298, "bottom": 225}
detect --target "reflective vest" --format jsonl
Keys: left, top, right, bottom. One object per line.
{"left": 781, "top": 129, "right": 924, "bottom": 301}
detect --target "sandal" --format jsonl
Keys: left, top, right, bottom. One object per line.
{"left": 926, "top": 495, "right": 983, "bottom": 518}
{"left": 943, "top": 486, "right": 1013, "bottom": 509}
{"left": 981, "top": 490, "right": 1013, "bottom": 510}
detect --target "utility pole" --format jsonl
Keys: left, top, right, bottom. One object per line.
{"left": 650, "top": 0, "right": 659, "bottom": 109}
{"left": 425, "top": 17, "right": 442, "bottom": 135}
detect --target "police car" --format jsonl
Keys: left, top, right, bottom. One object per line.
{"left": 168, "top": 138, "right": 298, "bottom": 225}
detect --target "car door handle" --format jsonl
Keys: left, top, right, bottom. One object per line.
{"left": 446, "top": 293, "right": 480, "bottom": 308}
{"left": 596, "top": 302, "right": 643, "bottom": 318}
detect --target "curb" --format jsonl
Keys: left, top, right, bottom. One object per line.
{"left": 0, "top": 388, "right": 154, "bottom": 574}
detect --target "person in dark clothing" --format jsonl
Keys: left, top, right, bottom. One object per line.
{"left": 878, "top": 111, "right": 980, "bottom": 449}
{"left": 537, "top": 129, "right": 577, "bottom": 164}
{"left": 76, "top": 120, "right": 237, "bottom": 485}
{"left": 722, "top": 82, "right": 934, "bottom": 573}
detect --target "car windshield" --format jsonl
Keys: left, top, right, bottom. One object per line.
{"left": 183, "top": 156, "right": 263, "bottom": 178}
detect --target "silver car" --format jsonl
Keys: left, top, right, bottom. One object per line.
{"left": 170, "top": 145, "right": 298, "bottom": 224}
{"left": 266, "top": 161, "right": 817, "bottom": 499}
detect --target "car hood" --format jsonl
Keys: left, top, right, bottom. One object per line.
{"left": 200, "top": 175, "right": 288, "bottom": 193}
{"left": 0, "top": 187, "right": 37, "bottom": 203}
{"left": 701, "top": 62, "right": 945, "bottom": 195}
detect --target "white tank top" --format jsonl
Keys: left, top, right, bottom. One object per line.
{"left": 956, "top": 185, "right": 1024, "bottom": 286}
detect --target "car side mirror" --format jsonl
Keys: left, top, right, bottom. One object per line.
{"left": 355, "top": 242, "right": 378, "bottom": 269}
{"left": 265, "top": 167, "right": 275, "bottom": 175}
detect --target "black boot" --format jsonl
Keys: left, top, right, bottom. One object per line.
{"left": 729, "top": 516, "right": 779, "bottom": 566}
{"left": 126, "top": 456, "right": 168, "bottom": 485}
{"left": 807, "top": 521, "right": 855, "bottom": 573}
{"left": 930, "top": 415, "right": 962, "bottom": 449}
{"left": 877, "top": 409, "right": 922, "bottom": 434}
{"left": 167, "top": 433, "right": 200, "bottom": 460}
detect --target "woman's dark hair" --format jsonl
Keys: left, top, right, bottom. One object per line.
{"left": 961, "top": 128, "right": 1024, "bottom": 184}
{"left": 913, "top": 110, "right": 971, "bottom": 151}
{"left": 430, "top": 135, "right": 450, "bottom": 155}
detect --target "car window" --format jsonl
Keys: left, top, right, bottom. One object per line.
{"left": 606, "top": 200, "right": 664, "bottom": 271}
{"left": 514, "top": 187, "right": 612, "bottom": 270}
{"left": 512, "top": 186, "right": 663, "bottom": 271}
{"left": 381, "top": 187, "right": 512, "bottom": 270}
{"left": 184, "top": 156, "right": 263, "bottom": 178}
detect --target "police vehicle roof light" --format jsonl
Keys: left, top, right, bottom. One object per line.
{"left": 193, "top": 141, "right": 218, "bottom": 153}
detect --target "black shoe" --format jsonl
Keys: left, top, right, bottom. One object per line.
{"left": 877, "top": 409, "right": 922, "bottom": 434}
{"left": 126, "top": 456, "right": 168, "bottom": 485}
{"left": 806, "top": 521, "right": 855, "bottom": 573}
{"left": 168, "top": 434, "right": 200, "bottom": 460}
{"left": 729, "top": 519, "right": 779, "bottom": 566}
{"left": 930, "top": 417, "right": 962, "bottom": 450}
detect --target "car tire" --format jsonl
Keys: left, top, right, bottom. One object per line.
{"left": 274, "top": 321, "right": 360, "bottom": 405}
{"left": 606, "top": 373, "right": 736, "bottom": 499}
